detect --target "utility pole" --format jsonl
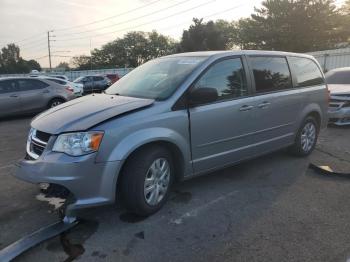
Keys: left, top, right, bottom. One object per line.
{"left": 47, "top": 31, "right": 52, "bottom": 71}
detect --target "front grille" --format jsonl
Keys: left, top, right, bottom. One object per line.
{"left": 329, "top": 96, "right": 350, "bottom": 110}
{"left": 26, "top": 129, "right": 51, "bottom": 160}
{"left": 36, "top": 130, "right": 51, "bottom": 142}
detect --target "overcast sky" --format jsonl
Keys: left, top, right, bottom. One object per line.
{"left": 0, "top": 0, "right": 346, "bottom": 68}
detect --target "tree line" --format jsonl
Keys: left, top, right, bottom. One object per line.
{"left": 1, "top": 0, "right": 349, "bottom": 72}
{"left": 72, "top": 0, "right": 350, "bottom": 69}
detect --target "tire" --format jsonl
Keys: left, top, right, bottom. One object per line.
{"left": 120, "top": 145, "right": 174, "bottom": 216}
{"left": 48, "top": 98, "right": 65, "bottom": 108}
{"left": 289, "top": 116, "right": 319, "bottom": 157}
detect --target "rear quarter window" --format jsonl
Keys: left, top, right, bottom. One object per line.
{"left": 288, "top": 56, "right": 324, "bottom": 87}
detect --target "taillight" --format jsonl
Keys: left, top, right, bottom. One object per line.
{"left": 65, "top": 86, "right": 74, "bottom": 93}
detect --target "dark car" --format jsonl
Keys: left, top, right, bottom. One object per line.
{"left": 73, "top": 75, "right": 111, "bottom": 94}
{"left": 105, "top": 73, "right": 120, "bottom": 84}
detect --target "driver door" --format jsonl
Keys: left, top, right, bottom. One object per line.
{"left": 189, "top": 57, "right": 257, "bottom": 174}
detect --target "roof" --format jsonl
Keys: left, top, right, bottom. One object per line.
{"left": 164, "top": 50, "right": 315, "bottom": 60}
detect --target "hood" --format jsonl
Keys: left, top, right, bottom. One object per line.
{"left": 328, "top": 84, "right": 350, "bottom": 95}
{"left": 32, "top": 94, "right": 154, "bottom": 134}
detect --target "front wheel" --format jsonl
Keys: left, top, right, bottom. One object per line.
{"left": 289, "top": 116, "right": 319, "bottom": 157}
{"left": 120, "top": 145, "right": 174, "bottom": 216}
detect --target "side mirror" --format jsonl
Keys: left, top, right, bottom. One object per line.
{"left": 188, "top": 87, "right": 218, "bottom": 106}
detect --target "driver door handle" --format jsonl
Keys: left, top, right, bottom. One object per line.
{"left": 9, "top": 94, "right": 18, "bottom": 98}
{"left": 257, "top": 101, "right": 271, "bottom": 108}
{"left": 239, "top": 105, "right": 254, "bottom": 111}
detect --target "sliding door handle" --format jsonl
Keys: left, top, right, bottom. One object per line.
{"left": 239, "top": 105, "right": 254, "bottom": 111}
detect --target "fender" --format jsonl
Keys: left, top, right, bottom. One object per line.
{"left": 104, "top": 127, "right": 192, "bottom": 176}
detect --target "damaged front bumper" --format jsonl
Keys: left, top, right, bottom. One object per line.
{"left": 13, "top": 152, "right": 122, "bottom": 212}
{"left": 328, "top": 95, "right": 350, "bottom": 126}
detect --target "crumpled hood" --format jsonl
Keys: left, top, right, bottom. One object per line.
{"left": 328, "top": 84, "right": 350, "bottom": 95}
{"left": 32, "top": 94, "right": 154, "bottom": 134}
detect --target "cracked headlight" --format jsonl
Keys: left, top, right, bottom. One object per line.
{"left": 53, "top": 131, "right": 104, "bottom": 156}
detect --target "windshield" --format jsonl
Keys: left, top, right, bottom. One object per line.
{"left": 74, "top": 77, "right": 84, "bottom": 83}
{"left": 105, "top": 56, "right": 206, "bottom": 100}
{"left": 325, "top": 70, "right": 350, "bottom": 84}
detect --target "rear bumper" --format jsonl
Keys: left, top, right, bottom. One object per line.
{"left": 328, "top": 107, "right": 350, "bottom": 126}
{"left": 13, "top": 152, "right": 122, "bottom": 210}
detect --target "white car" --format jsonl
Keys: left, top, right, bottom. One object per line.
{"left": 49, "top": 75, "right": 69, "bottom": 81}
{"left": 325, "top": 67, "right": 350, "bottom": 126}
{"left": 40, "top": 76, "right": 83, "bottom": 97}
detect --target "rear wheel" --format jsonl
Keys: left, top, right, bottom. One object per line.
{"left": 120, "top": 145, "right": 174, "bottom": 216}
{"left": 289, "top": 116, "right": 319, "bottom": 157}
{"left": 48, "top": 98, "right": 65, "bottom": 108}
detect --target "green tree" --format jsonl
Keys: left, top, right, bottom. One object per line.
{"left": 56, "top": 61, "right": 70, "bottom": 70}
{"left": 0, "top": 43, "right": 41, "bottom": 74}
{"left": 72, "top": 31, "right": 177, "bottom": 69}
{"left": 180, "top": 18, "right": 232, "bottom": 52}
{"left": 234, "top": 0, "right": 349, "bottom": 52}
{"left": 70, "top": 55, "right": 91, "bottom": 70}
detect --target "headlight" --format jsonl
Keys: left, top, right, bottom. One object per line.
{"left": 52, "top": 131, "right": 104, "bottom": 156}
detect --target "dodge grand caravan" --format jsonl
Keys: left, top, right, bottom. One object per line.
{"left": 14, "top": 51, "right": 328, "bottom": 216}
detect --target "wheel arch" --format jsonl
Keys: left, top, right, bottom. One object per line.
{"left": 297, "top": 103, "right": 323, "bottom": 131}
{"left": 107, "top": 127, "right": 192, "bottom": 202}
{"left": 47, "top": 96, "right": 67, "bottom": 107}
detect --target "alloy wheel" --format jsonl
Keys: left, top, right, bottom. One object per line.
{"left": 144, "top": 158, "right": 171, "bottom": 206}
{"left": 301, "top": 122, "right": 316, "bottom": 153}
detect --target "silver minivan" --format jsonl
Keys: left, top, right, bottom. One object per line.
{"left": 14, "top": 51, "right": 328, "bottom": 217}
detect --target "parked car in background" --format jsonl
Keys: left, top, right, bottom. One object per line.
{"left": 0, "top": 77, "right": 76, "bottom": 118}
{"left": 14, "top": 51, "right": 328, "bottom": 217}
{"left": 73, "top": 75, "right": 111, "bottom": 94}
{"left": 105, "top": 73, "right": 120, "bottom": 84}
{"left": 325, "top": 67, "right": 350, "bottom": 125}
{"left": 40, "top": 76, "right": 83, "bottom": 97}
{"left": 49, "top": 75, "right": 69, "bottom": 81}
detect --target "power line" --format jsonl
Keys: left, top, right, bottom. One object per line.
{"left": 159, "top": 3, "right": 248, "bottom": 31}
{"left": 33, "top": 55, "right": 49, "bottom": 60}
{"left": 55, "top": 0, "right": 216, "bottom": 41}
{"left": 45, "top": 2, "right": 246, "bottom": 50}
{"left": 55, "top": 0, "right": 191, "bottom": 37}
{"left": 54, "top": 0, "right": 163, "bottom": 32}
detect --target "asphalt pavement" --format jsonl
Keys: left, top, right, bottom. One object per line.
{"left": 0, "top": 116, "right": 349, "bottom": 262}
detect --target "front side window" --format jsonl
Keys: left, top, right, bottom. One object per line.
{"left": 289, "top": 57, "right": 324, "bottom": 87}
{"left": 250, "top": 56, "right": 292, "bottom": 93}
{"left": 194, "top": 58, "right": 248, "bottom": 100}
{"left": 106, "top": 57, "right": 206, "bottom": 100}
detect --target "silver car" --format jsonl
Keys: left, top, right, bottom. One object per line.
{"left": 14, "top": 51, "right": 328, "bottom": 217}
{"left": 325, "top": 67, "right": 350, "bottom": 126}
{"left": 0, "top": 77, "right": 76, "bottom": 118}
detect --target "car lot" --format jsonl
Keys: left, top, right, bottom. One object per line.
{"left": 0, "top": 117, "right": 349, "bottom": 262}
